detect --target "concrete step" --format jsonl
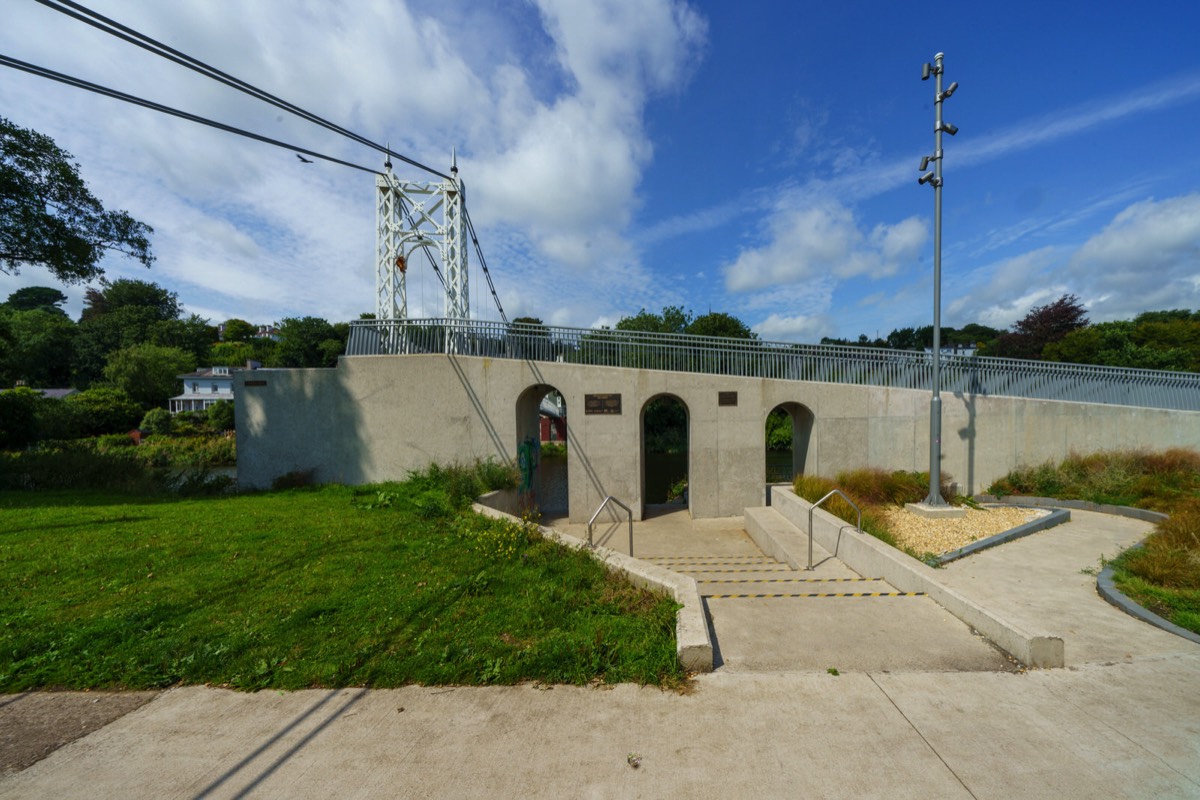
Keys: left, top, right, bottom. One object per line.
{"left": 698, "top": 577, "right": 899, "bottom": 598}
{"left": 744, "top": 506, "right": 863, "bottom": 580}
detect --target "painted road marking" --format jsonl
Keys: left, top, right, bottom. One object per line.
{"left": 679, "top": 567, "right": 795, "bottom": 573}
{"left": 696, "top": 577, "right": 882, "bottom": 584}
{"left": 703, "top": 592, "right": 926, "bottom": 599}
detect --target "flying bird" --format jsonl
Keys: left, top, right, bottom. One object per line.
{"left": 296, "top": 154, "right": 313, "bottom": 163}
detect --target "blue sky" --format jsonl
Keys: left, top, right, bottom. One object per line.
{"left": 2, "top": 0, "right": 1199, "bottom": 342}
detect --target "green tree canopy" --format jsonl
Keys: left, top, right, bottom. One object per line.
{"left": 81, "top": 278, "right": 179, "bottom": 321}
{"left": 63, "top": 386, "right": 142, "bottom": 435}
{"left": 102, "top": 343, "right": 195, "bottom": 409}
{"left": 72, "top": 279, "right": 189, "bottom": 387}
{"left": 207, "top": 399, "right": 235, "bottom": 432}
{"left": 1, "top": 117, "right": 153, "bottom": 284}
{"left": 221, "top": 318, "right": 256, "bottom": 342}
{"left": 4, "top": 286, "right": 68, "bottom": 315}
{"left": 616, "top": 305, "right": 691, "bottom": 335}
{"left": 0, "top": 308, "right": 76, "bottom": 387}
{"left": 210, "top": 341, "right": 258, "bottom": 367}
{"left": 687, "top": 312, "right": 756, "bottom": 340}
{"left": 271, "top": 316, "right": 343, "bottom": 368}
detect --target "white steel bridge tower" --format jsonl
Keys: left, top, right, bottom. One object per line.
{"left": 374, "top": 153, "right": 468, "bottom": 322}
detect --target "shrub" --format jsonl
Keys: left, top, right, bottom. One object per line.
{"left": 540, "top": 442, "right": 566, "bottom": 458}
{"left": 140, "top": 408, "right": 174, "bottom": 435}
{"left": 207, "top": 399, "right": 235, "bottom": 432}
{"left": 0, "top": 448, "right": 165, "bottom": 492}
{"left": 64, "top": 387, "right": 142, "bottom": 436}
{"left": 0, "top": 387, "right": 42, "bottom": 450}
{"left": 407, "top": 460, "right": 519, "bottom": 510}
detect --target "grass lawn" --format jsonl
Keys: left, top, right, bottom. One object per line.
{"left": 0, "top": 480, "right": 684, "bottom": 691}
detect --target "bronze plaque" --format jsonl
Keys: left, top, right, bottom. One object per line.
{"left": 244, "top": 380, "right": 268, "bottom": 387}
{"left": 585, "top": 393, "right": 622, "bottom": 415}
{"left": 718, "top": 391, "right": 738, "bottom": 407}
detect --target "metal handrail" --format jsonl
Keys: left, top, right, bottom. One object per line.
{"left": 807, "top": 490, "right": 862, "bottom": 570}
{"left": 344, "top": 318, "right": 1200, "bottom": 412}
{"left": 587, "top": 495, "right": 633, "bottom": 556}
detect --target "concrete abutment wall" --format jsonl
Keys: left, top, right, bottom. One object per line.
{"left": 235, "top": 354, "right": 1200, "bottom": 521}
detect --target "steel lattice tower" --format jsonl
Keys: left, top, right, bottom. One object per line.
{"left": 375, "top": 157, "right": 468, "bottom": 321}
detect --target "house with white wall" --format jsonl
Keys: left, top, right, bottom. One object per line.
{"left": 170, "top": 366, "right": 236, "bottom": 412}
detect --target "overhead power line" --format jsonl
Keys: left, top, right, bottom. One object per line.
{"left": 34, "top": 0, "right": 452, "bottom": 181}
{"left": 0, "top": 54, "right": 382, "bottom": 174}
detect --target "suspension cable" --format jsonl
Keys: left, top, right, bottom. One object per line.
{"left": 0, "top": 55, "right": 381, "bottom": 174}
{"left": 462, "top": 205, "right": 508, "bottom": 324}
{"left": 33, "top": 0, "right": 451, "bottom": 180}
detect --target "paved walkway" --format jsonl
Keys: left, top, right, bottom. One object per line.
{"left": 2, "top": 508, "right": 1198, "bottom": 799}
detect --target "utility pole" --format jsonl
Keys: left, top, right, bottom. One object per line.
{"left": 916, "top": 52, "right": 959, "bottom": 510}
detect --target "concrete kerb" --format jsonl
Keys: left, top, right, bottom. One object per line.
{"left": 1097, "top": 560, "right": 1200, "bottom": 646}
{"left": 975, "top": 494, "right": 1169, "bottom": 524}
{"left": 766, "top": 488, "right": 1066, "bottom": 669}
{"left": 471, "top": 502, "right": 714, "bottom": 673}
{"left": 935, "top": 508, "right": 1072, "bottom": 565}
{"left": 975, "top": 495, "right": 1200, "bottom": 644}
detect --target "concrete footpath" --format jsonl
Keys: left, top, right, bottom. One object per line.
{"left": 2, "top": 511, "right": 1199, "bottom": 799}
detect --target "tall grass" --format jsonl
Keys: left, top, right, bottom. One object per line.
{"left": 988, "top": 448, "right": 1200, "bottom": 513}
{"left": 991, "top": 448, "right": 1200, "bottom": 634}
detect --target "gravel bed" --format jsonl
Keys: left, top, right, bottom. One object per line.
{"left": 880, "top": 504, "right": 1049, "bottom": 555}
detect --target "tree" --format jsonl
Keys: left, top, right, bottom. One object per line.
{"left": 81, "top": 278, "right": 179, "bottom": 322}
{"left": 139, "top": 407, "right": 174, "bottom": 435}
{"left": 63, "top": 387, "right": 142, "bottom": 435}
{"left": 616, "top": 306, "right": 691, "bottom": 335}
{"left": 150, "top": 314, "right": 216, "bottom": 366}
{"left": 0, "top": 308, "right": 76, "bottom": 387}
{"left": 210, "top": 341, "right": 258, "bottom": 367}
{"left": 221, "top": 318, "right": 256, "bottom": 342}
{"left": 0, "top": 386, "right": 42, "bottom": 449}
{"left": 271, "top": 316, "right": 342, "bottom": 368}
{"left": 1, "top": 117, "right": 153, "bottom": 283}
{"left": 4, "top": 286, "right": 68, "bottom": 315}
{"left": 102, "top": 343, "right": 195, "bottom": 409}
{"left": 72, "top": 279, "right": 186, "bottom": 387}
{"left": 687, "top": 312, "right": 757, "bottom": 340}
{"left": 207, "top": 399, "right": 235, "bottom": 432}
{"left": 991, "top": 294, "right": 1088, "bottom": 360}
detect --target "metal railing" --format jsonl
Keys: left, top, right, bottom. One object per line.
{"left": 587, "top": 495, "right": 633, "bottom": 556}
{"left": 345, "top": 318, "right": 1200, "bottom": 411}
{"left": 807, "top": 490, "right": 861, "bottom": 570}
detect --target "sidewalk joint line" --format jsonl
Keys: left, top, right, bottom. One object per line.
{"left": 867, "top": 673, "right": 979, "bottom": 800}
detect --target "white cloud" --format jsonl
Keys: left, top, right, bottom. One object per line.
{"left": 943, "top": 193, "right": 1200, "bottom": 330}
{"left": 723, "top": 199, "right": 926, "bottom": 292}
{"left": 1067, "top": 193, "right": 1200, "bottom": 319}
{"left": 753, "top": 313, "right": 836, "bottom": 342}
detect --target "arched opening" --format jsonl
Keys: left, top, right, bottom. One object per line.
{"left": 765, "top": 402, "right": 814, "bottom": 483}
{"left": 641, "top": 394, "right": 689, "bottom": 511}
{"left": 514, "top": 384, "right": 568, "bottom": 515}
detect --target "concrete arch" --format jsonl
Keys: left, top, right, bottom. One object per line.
{"left": 515, "top": 383, "right": 568, "bottom": 514}
{"left": 765, "top": 401, "right": 815, "bottom": 482}
{"left": 640, "top": 392, "right": 690, "bottom": 517}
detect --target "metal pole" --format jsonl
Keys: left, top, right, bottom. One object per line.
{"left": 924, "top": 52, "right": 948, "bottom": 506}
